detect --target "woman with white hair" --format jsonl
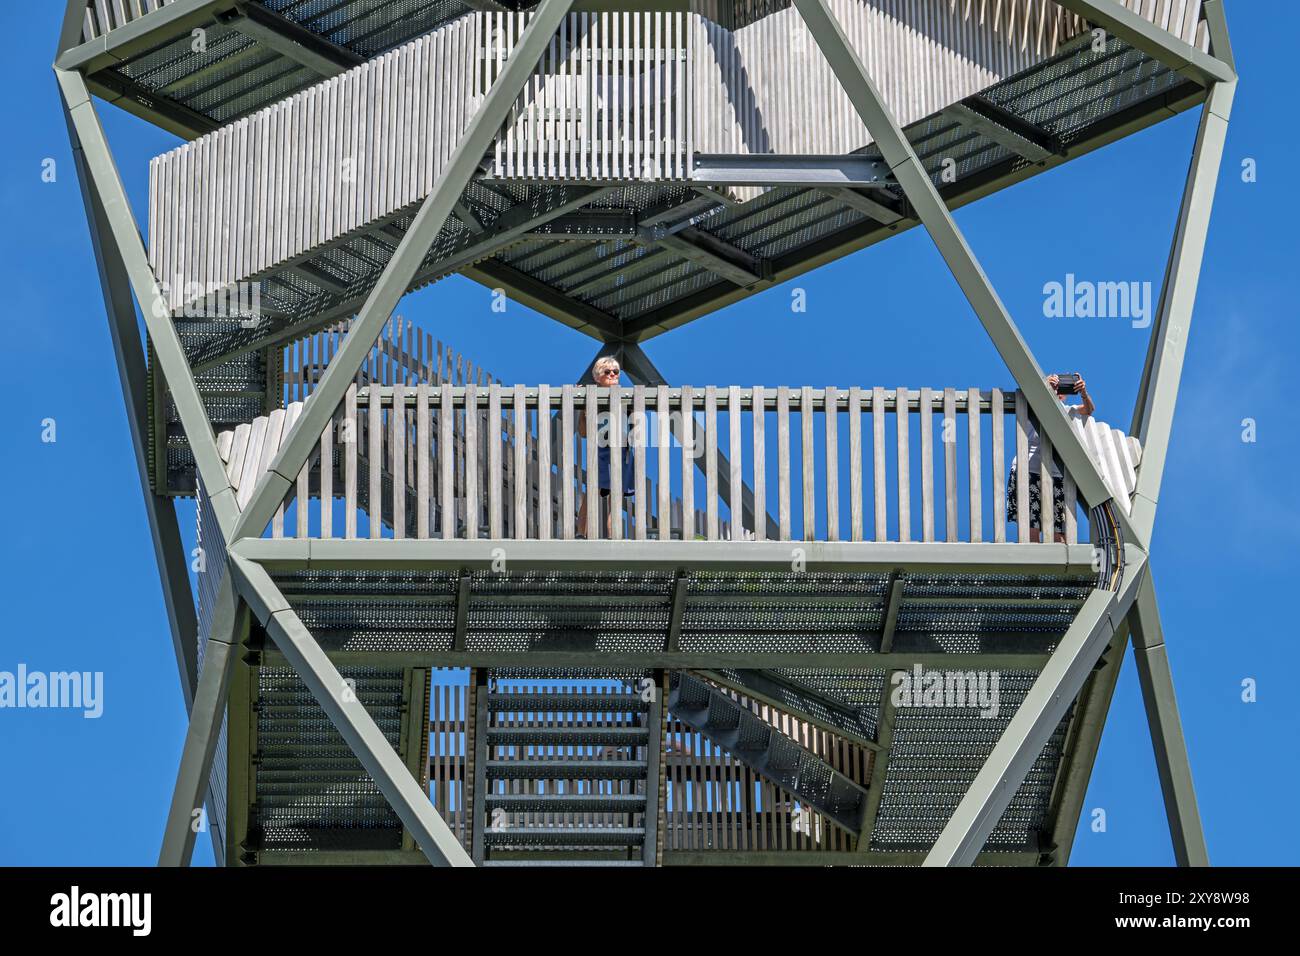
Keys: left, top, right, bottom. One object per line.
{"left": 576, "top": 355, "right": 635, "bottom": 538}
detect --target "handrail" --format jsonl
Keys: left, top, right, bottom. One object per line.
{"left": 246, "top": 382, "right": 1128, "bottom": 545}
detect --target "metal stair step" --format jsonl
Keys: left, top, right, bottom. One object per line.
{"left": 485, "top": 793, "right": 646, "bottom": 813}
{"left": 481, "top": 859, "right": 647, "bottom": 867}
{"left": 485, "top": 759, "right": 648, "bottom": 780}
{"left": 487, "top": 727, "right": 648, "bottom": 746}
{"left": 483, "top": 827, "right": 645, "bottom": 847}
{"left": 487, "top": 693, "right": 649, "bottom": 713}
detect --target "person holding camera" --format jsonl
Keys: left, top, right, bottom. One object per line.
{"left": 1006, "top": 372, "right": 1094, "bottom": 543}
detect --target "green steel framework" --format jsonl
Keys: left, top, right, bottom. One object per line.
{"left": 54, "top": 0, "right": 1236, "bottom": 868}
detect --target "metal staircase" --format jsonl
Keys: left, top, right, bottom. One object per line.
{"left": 471, "top": 676, "right": 664, "bottom": 866}
{"left": 667, "top": 671, "right": 870, "bottom": 838}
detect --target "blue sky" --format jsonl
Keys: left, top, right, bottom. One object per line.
{"left": 1, "top": 4, "right": 1296, "bottom": 866}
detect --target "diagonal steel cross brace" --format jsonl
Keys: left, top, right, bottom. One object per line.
{"left": 228, "top": 554, "right": 473, "bottom": 866}
{"left": 792, "top": 0, "right": 1136, "bottom": 540}
{"left": 1127, "top": 3, "right": 1235, "bottom": 547}
{"left": 1051, "top": 0, "right": 1235, "bottom": 88}
{"left": 923, "top": 547, "right": 1148, "bottom": 866}
{"left": 233, "top": 0, "right": 579, "bottom": 542}
{"left": 158, "top": 574, "right": 246, "bottom": 866}
{"left": 57, "top": 66, "right": 241, "bottom": 541}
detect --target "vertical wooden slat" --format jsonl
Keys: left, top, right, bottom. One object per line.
{"left": 657, "top": 385, "right": 671, "bottom": 540}
{"left": 585, "top": 384, "right": 599, "bottom": 538}
{"left": 320, "top": 411, "right": 334, "bottom": 538}
{"left": 609, "top": 382, "right": 624, "bottom": 540}
{"left": 728, "top": 386, "right": 743, "bottom": 539}
{"left": 1063, "top": 470, "right": 1078, "bottom": 544}
{"left": 872, "top": 386, "right": 887, "bottom": 541}
{"left": 967, "top": 387, "right": 982, "bottom": 542}
{"left": 441, "top": 383, "right": 455, "bottom": 539}
{"left": 752, "top": 385, "right": 766, "bottom": 542}
{"left": 633, "top": 385, "right": 646, "bottom": 539}
{"left": 1015, "top": 391, "right": 1030, "bottom": 544}
{"left": 464, "top": 383, "right": 478, "bottom": 540}
{"left": 391, "top": 383, "right": 406, "bottom": 538}
{"left": 824, "top": 386, "right": 839, "bottom": 541}
{"left": 896, "top": 386, "right": 911, "bottom": 543}
{"left": 345, "top": 384, "right": 358, "bottom": 539}
{"left": 561, "top": 384, "right": 575, "bottom": 539}
{"left": 1040, "top": 430, "right": 1055, "bottom": 542}
{"left": 991, "top": 387, "right": 1006, "bottom": 543}
{"left": 537, "top": 384, "right": 552, "bottom": 540}
{"left": 417, "top": 383, "right": 430, "bottom": 539}
{"left": 488, "top": 383, "right": 502, "bottom": 539}
{"left": 777, "top": 386, "right": 790, "bottom": 540}
{"left": 368, "top": 385, "right": 382, "bottom": 539}
{"left": 680, "top": 386, "right": 694, "bottom": 540}
{"left": 920, "top": 387, "right": 935, "bottom": 542}
{"left": 513, "top": 385, "right": 527, "bottom": 538}
{"left": 704, "top": 386, "right": 718, "bottom": 540}
{"left": 800, "top": 386, "right": 814, "bottom": 541}
{"left": 943, "top": 388, "right": 958, "bottom": 542}
{"left": 848, "top": 386, "right": 862, "bottom": 541}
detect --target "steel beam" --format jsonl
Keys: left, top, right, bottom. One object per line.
{"left": 58, "top": 67, "right": 240, "bottom": 542}
{"left": 878, "top": 570, "right": 906, "bottom": 653}
{"left": 64, "top": 96, "right": 201, "bottom": 707}
{"left": 1129, "top": 576, "right": 1209, "bottom": 866}
{"left": 642, "top": 674, "right": 665, "bottom": 866}
{"left": 1042, "top": 620, "right": 1129, "bottom": 864}
{"left": 922, "top": 553, "right": 1147, "bottom": 866}
{"left": 58, "top": 0, "right": 89, "bottom": 57}
{"left": 857, "top": 668, "right": 902, "bottom": 851}
{"left": 261, "top": 647, "right": 1054, "bottom": 672}
{"left": 227, "top": 554, "right": 473, "bottom": 866}
{"left": 1051, "top": 0, "right": 1235, "bottom": 87}
{"left": 693, "top": 153, "right": 896, "bottom": 189}
{"left": 818, "top": 187, "right": 904, "bottom": 225}
{"left": 234, "top": 0, "right": 578, "bottom": 541}
{"left": 623, "top": 80, "right": 1206, "bottom": 344}
{"left": 793, "top": 0, "right": 1129, "bottom": 527}
{"left": 159, "top": 576, "right": 246, "bottom": 866}
{"left": 1128, "top": 48, "right": 1234, "bottom": 546}
{"left": 655, "top": 227, "right": 771, "bottom": 288}
{"left": 223, "top": 2, "right": 363, "bottom": 77}
{"left": 620, "top": 343, "right": 780, "bottom": 540}
{"left": 941, "top": 101, "right": 1058, "bottom": 163}
{"left": 232, "top": 535, "right": 1114, "bottom": 575}
{"left": 470, "top": 668, "right": 489, "bottom": 864}
{"left": 57, "top": 0, "right": 231, "bottom": 74}
{"left": 462, "top": 258, "right": 622, "bottom": 341}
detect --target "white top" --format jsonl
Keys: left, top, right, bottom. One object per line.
{"left": 1014, "top": 405, "right": 1088, "bottom": 479}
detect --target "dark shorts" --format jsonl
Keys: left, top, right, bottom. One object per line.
{"left": 597, "top": 444, "right": 635, "bottom": 494}
{"left": 1006, "top": 463, "right": 1066, "bottom": 534}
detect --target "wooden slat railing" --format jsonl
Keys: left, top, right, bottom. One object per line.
{"left": 260, "top": 383, "right": 1109, "bottom": 544}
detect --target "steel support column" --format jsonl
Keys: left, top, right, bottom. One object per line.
{"left": 228, "top": 555, "right": 472, "bottom": 867}
{"left": 234, "top": 0, "right": 578, "bottom": 540}
{"left": 57, "top": 67, "right": 241, "bottom": 541}
{"left": 792, "top": 0, "right": 1130, "bottom": 532}
{"left": 63, "top": 96, "right": 201, "bottom": 706}
{"left": 158, "top": 576, "right": 246, "bottom": 866}
{"left": 922, "top": 553, "right": 1147, "bottom": 866}
{"left": 1128, "top": 576, "right": 1209, "bottom": 866}
{"left": 1128, "top": 35, "right": 1235, "bottom": 546}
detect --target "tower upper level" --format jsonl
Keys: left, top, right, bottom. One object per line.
{"left": 121, "top": 1, "right": 1208, "bottom": 373}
